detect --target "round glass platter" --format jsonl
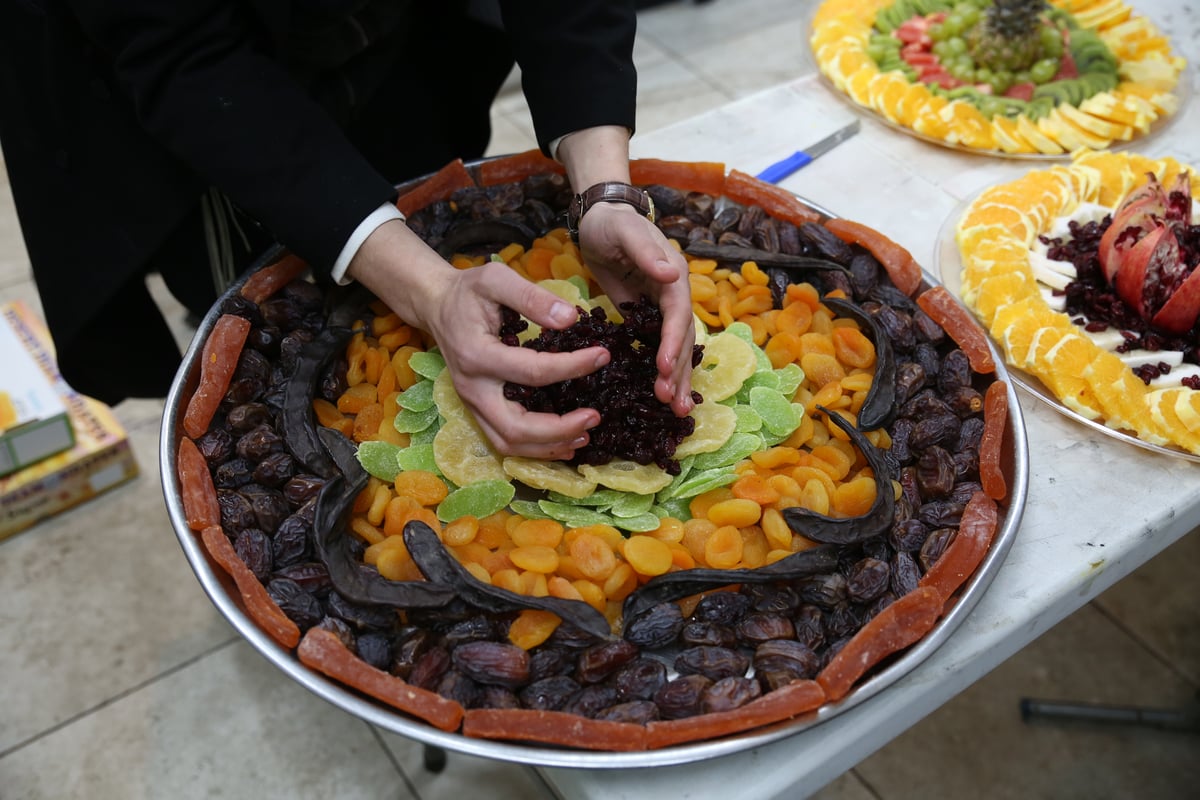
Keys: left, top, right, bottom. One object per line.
{"left": 934, "top": 192, "right": 1200, "bottom": 463}
{"left": 805, "top": 1, "right": 1192, "bottom": 161}
{"left": 160, "top": 169, "right": 1030, "bottom": 768}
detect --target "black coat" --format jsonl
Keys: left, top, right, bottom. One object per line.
{"left": 0, "top": 0, "right": 637, "bottom": 403}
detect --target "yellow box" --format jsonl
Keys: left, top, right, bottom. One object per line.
{"left": 0, "top": 302, "right": 74, "bottom": 475}
{"left": 0, "top": 302, "right": 138, "bottom": 540}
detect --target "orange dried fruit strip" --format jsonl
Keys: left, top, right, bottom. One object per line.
{"left": 644, "top": 679, "right": 826, "bottom": 749}
{"left": 980, "top": 380, "right": 1009, "bottom": 501}
{"left": 298, "top": 627, "right": 465, "bottom": 732}
{"left": 915, "top": 286, "right": 996, "bottom": 375}
{"left": 239, "top": 253, "right": 308, "bottom": 304}
{"left": 395, "top": 158, "right": 476, "bottom": 216}
{"left": 918, "top": 491, "right": 999, "bottom": 604}
{"left": 461, "top": 708, "right": 647, "bottom": 751}
{"left": 200, "top": 525, "right": 300, "bottom": 649}
{"left": 477, "top": 148, "right": 565, "bottom": 186}
{"left": 177, "top": 437, "right": 220, "bottom": 531}
{"left": 630, "top": 158, "right": 727, "bottom": 197}
{"left": 724, "top": 169, "right": 821, "bottom": 228}
{"left": 183, "top": 313, "right": 252, "bottom": 439}
{"left": 823, "top": 218, "right": 922, "bottom": 298}
{"left": 816, "top": 585, "right": 942, "bottom": 702}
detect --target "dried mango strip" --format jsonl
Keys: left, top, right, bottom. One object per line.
{"left": 200, "top": 525, "right": 300, "bottom": 649}
{"left": 182, "top": 313, "right": 252, "bottom": 439}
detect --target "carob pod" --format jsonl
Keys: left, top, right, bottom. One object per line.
{"left": 823, "top": 297, "right": 897, "bottom": 430}
{"left": 684, "top": 241, "right": 849, "bottom": 273}
{"left": 402, "top": 521, "right": 612, "bottom": 642}
{"left": 312, "top": 427, "right": 456, "bottom": 609}
{"left": 435, "top": 218, "right": 537, "bottom": 259}
{"left": 282, "top": 325, "right": 354, "bottom": 479}
{"left": 782, "top": 406, "right": 895, "bottom": 545}
{"left": 620, "top": 545, "right": 839, "bottom": 624}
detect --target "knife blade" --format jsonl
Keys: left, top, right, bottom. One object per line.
{"left": 754, "top": 119, "right": 862, "bottom": 184}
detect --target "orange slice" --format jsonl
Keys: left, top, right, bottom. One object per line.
{"left": 990, "top": 115, "right": 1038, "bottom": 155}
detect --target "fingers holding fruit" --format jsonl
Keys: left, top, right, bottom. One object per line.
{"left": 579, "top": 201, "right": 697, "bottom": 415}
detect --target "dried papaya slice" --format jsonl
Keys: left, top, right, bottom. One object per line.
{"left": 644, "top": 679, "right": 826, "bottom": 749}
{"left": 478, "top": 148, "right": 565, "bottom": 186}
{"left": 462, "top": 708, "right": 647, "bottom": 751}
{"left": 724, "top": 169, "right": 822, "bottom": 229}
{"left": 630, "top": 158, "right": 727, "bottom": 196}
{"left": 918, "top": 491, "right": 999, "bottom": 604}
{"left": 980, "top": 380, "right": 1009, "bottom": 501}
{"left": 395, "top": 158, "right": 476, "bottom": 216}
{"left": 298, "top": 627, "right": 464, "bottom": 731}
{"left": 824, "top": 218, "right": 923, "bottom": 298}
{"left": 200, "top": 525, "right": 301, "bottom": 649}
{"left": 915, "top": 285, "right": 997, "bottom": 375}
{"left": 816, "top": 585, "right": 942, "bottom": 702}
{"left": 240, "top": 253, "right": 308, "bottom": 304}
{"left": 177, "top": 436, "right": 220, "bottom": 531}
{"left": 183, "top": 313, "right": 252, "bottom": 439}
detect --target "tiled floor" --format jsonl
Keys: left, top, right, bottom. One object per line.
{"left": 2, "top": 1, "right": 1198, "bottom": 798}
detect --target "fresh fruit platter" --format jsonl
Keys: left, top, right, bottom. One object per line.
{"left": 811, "top": 0, "right": 1186, "bottom": 156}
{"left": 163, "top": 152, "right": 1028, "bottom": 765}
{"left": 951, "top": 149, "right": 1200, "bottom": 455}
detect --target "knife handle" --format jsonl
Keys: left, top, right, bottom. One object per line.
{"left": 755, "top": 152, "right": 814, "bottom": 184}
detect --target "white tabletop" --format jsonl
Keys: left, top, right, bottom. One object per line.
{"left": 539, "top": 4, "right": 1200, "bottom": 797}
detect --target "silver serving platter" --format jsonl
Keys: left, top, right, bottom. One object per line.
{"left": 160, "top": 173, "right": 1029, "bottom": 768}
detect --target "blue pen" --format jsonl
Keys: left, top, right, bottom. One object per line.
{"left": 754, "top": 119, "right": 861, "bottom": 184}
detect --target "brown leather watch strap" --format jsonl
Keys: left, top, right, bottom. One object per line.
{"left": 566, "top": 182, "right": 657, "bottom": 242}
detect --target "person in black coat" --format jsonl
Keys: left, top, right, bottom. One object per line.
{"left": 0, "top": 0, "right": 695, "bottom": 460}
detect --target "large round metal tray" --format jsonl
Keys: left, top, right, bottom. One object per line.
{"left": 160, "top": 167, "right": 1030, "bottom": 768}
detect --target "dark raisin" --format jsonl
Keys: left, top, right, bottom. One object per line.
{"left": 745, "top": 583, "right": 801, "bottom": 615}
{"left": 283, "top": 475, "right": 326, "bottom": 508}
{"left": 272, "top": 561, "right": 331, "bottom": 595}
{"left": 195, "top": 428, "right": 234, "bottom": 466}
{"left": 479, "top": 685, "right": 521, "bottom": 710}
{"left": 217, "top": 489, "right": 258, "bottom": 534}
{"left": 735, "top": 612, "right": 796, "bottom": 644}
{"left": 679, "top": 621, "right": 737, "bottom": 649}
{"left": 234, "top": 528, "right": 273, "bottom": 582}
{"left": 408, "top": 646, "right": 452, "bottom": 691}
{"left": 562, "top": 685, "right": 620, "bottom": 718}
{"left": 252, "top": 451, "right": 295, "bottom": 487}
{"left": 240, "top": 485, "right": 290, "bottom": 533}
{"left": 916, "top": 446, "right": 957, "bottom": 499}
{"left": 271, "top": 514, "right": 311, "bottom": 567}
{"left": 213, "top": 458, "right": 254, "bottom": 489}
{"left": 266, "top": 578, "right": 323, "bottom": 630}
{"left": 794, "top": 573, "right": 848, "bottom": 610}
{"left": 528, "top": 646, "right": 575, "bottom": 681}
{"left": 436, "top": 670, "right": 482, "bottom": 708}
{"left": 597, "top": 700, "right": 660, "bottom": 725}
{"left": 845, "top": 557, "right": 891, "bottom": 603}
{"left": 889, "top": 518, "right": 929, "bottom": 552}
{"left": 391, "top": 628, "right": 435, "bottom": 679}
{"left": 692, "top": 591, "right": 751, "bottom": 625}
{"left": 225, "top": 402, "right": 273, "bottom": 434}
{"left": 753, "top": 639, "right": 820, "bottom": 687}
{"left": 793, "top": 605, "right": 826, "bottom": 651}
{"left": 356, "top": 632, "right": 394, "bottom": 671}
{"left": 612, "top": 657, "right": 668, "bottom": 702}
{"left": 920, "top": 527, "right": 957, "bottom": 572}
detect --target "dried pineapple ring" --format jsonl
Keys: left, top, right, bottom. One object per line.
{"left": 432, "top": 369, "right": 464, "bottom": 417}
{"left": 503, "top": 457, "right": 597, "bottom": 498}
{"left": 578, "top": 460, "right": 673, "bottom": 494}
{"left": 691, "top": 332, "right": 756, "bottom": 402}
{"left": 674, "top": 401, "right": 738, "bottom": 458}
{"left": 433, "top": 419, "right": 507, "bottom": 486}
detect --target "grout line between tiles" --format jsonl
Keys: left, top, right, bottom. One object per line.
{"left": 366, "top": 724, "right": 423, "bottom": 800}
{"left": 0, "top": 634, "right": 240, "bottom": 761}
{"left": 1088, "top": 599, "right": 1199, "bottom": 690}
{"left": 842, "top": 767, "right": 886, "bottom": 800}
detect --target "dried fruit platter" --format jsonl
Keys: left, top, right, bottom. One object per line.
{"left": 810, "top": 0, "right": 1187, "bottom": 157}
{"left": 162, "top": 153, "right": 1028, "bottom": 766}
{"left": 944, "top": 149, "right": 1200, "bottom": 458}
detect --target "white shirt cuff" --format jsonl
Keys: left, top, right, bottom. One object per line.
{"left": 330, "top": 203, "right": 407, "bottom": 286}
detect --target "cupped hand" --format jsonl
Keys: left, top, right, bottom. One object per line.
{"left": 348, "top": 218, "right": 610, "bottom": 460}
{"left": 416, "top": 261, "right": 614, "bottom": 460}
{"left": 578, "top": 201, "right": 697, "bottom": 417}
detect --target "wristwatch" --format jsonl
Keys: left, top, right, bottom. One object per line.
{"left": 566, "top": 181, "right": 657, "bottom": 243}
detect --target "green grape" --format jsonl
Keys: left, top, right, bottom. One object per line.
{"left": 941, "top": 15, "right": 963, "bottom": 36}
{"left": 959, "top": 6, "right": 981, "bottom": 28}
{"left": 973, "top": 67, "right": 994, "bottom": 85}
{"left": 929, "top": 23, "right": 948, "bottom": 42}
{"left": 949, "top": 62, "right": 974, "bottom": 81}
{"left": 945, "top": 36, "right": 968, "bottom": 57}
{"left": 932, "top": 40, "right": 950, "bottom": 58}
{"left": 1015, "top": 69, "right": 1032, "bottom": 84}
{"left": 1029, "top": 57, "right": 1059, "bottom": 84}
{"left": 993, "top": 69, "right": 1014, "bottom": 93}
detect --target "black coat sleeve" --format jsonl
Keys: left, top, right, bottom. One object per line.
{"left": 498, "top": 0, "right": 638, "bottom": 155}
{"left": 63, "top": 0, "right": 397, "bottom": 274}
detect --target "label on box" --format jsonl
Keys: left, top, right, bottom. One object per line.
{"left": 0, "top": 304, "right": 75, "bottom": 475}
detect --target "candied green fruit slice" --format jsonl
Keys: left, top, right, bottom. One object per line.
{"left": 356, "top": 440, "right": 402, "bottom": 482}
{"left": 408, "top": 351, "right": 446, "bottom": 380}
{"left": 394, "top": 404, "right": 440, "bottom": 433}
{"left": 437, "top": 480, "right": 516, "bottom": 522}
{"left": 750, "top": 386, "right": 802, "bottom": 437}
{"left": 397, "top": 379, "right": 436, "bottom": 412}
{"left": 396, "top": 443, "right": 438, "bottom": 474}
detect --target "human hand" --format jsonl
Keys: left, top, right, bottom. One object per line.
{"left": 578, "top": 201, "right": 697, "bottom": 417}
{"left": 348, "top": 219, "right": 612, "bottom": 461}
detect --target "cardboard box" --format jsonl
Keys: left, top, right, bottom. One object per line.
{"left": 0, "top": 302, "right": 74, "bottom": 476}
{"left": 0, "top": 302, "right": 139, "bottom": 540}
